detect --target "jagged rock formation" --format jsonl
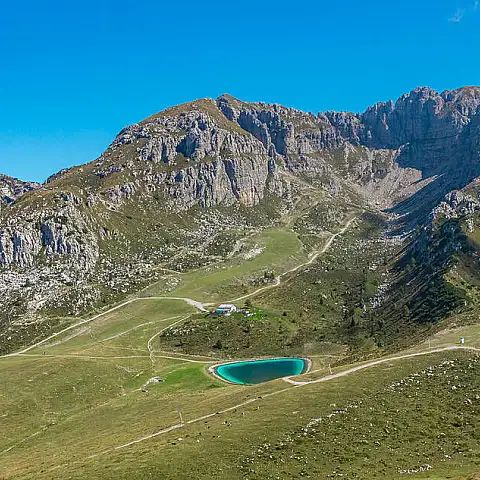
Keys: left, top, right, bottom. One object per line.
{"left": 83, "top": 100, "right": 283, "bottom": 209}
{"left": 0, "top": 197, "right": 97, "bottom": 269}
{"left": 217, "top": 87, "right": 480, "bottom": 215}
{"left": 0, "top": 175, "right": 40, "bottom": 205}
{"left": 1, "top": 86, "right": 480, "bottom": 353}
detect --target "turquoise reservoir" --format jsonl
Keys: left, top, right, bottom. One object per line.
{"left": 214, "top": 358, "right": 308, "bottom": 385}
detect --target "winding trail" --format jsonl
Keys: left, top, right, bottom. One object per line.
{"left": 2, "top": 213, "right": 357, "bottom": 361}
{"left": 96, "top": 320, "right": 158, "bottom": 343}
{"left": 0, "top": 210, "right": 363, "bottom": 465}
{"left": 282, "top": 345, "right": 480, "bottom": 385}
{"left": 147, "top": 315, "right": 194, "bottom": 366}
{"left": 14, "top": 353, "right": 210, "bottom": 364}
{"left": 4, "top": 209, "right": 480, "bottom": 467}
{"left": 229, "top": 215, "right": 357, "bottom": 303}
{"left": 0, "top": 429, "right": 45, "bottom": 457}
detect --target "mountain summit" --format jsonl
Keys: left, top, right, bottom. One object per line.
{"left": 1, "top": 86, "right": 480, "bottom": 353}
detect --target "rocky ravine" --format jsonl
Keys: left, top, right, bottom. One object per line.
{"left": 1, "top": 86, "right": 480, "bottom": 352}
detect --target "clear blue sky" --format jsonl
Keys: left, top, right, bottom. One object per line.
{"left": 1, "top": 0, "right": 479, "bottom": 182}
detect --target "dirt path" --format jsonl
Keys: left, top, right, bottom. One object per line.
{"left": 13, "top": 343, "right": 480, "bottom": 468}
{"left": 92, "top": 314, "right": 186, "bottom": 346}
{"left": 0, "top": 297, "right": 207, "bottom": 359}
{"left": 283, "top": 345, "right": 480, "bottom": 385}
{"left": 96, "top": 320, "right": 159, "bottom": 344}
{"left": 17, "top": 354, "right": 151, "bottom": 359}
{"left": 2, "top": 213, "right": 357, "bottom": 360}
{"left": 16, "top": 352, "right": 209, "bottom": 364}
{"left": 0, "top": 429, "right": 45, "bottom": 456}
{"left": 87, "top": 344, "right": 479, "bottom": 458}
{"left": 229, "top": 214, "right": 357, "bottom": 303}
{"left": 147, "top": 315, "right": 194, "bottom": 367}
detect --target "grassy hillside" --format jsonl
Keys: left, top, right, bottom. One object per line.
{"left": 1, "top": 314, "right": 479, "bottom": 479}
{"left": 3, "top": 148, "right": 480, "bottom": 479}
{"left": 1, "top": 199, "right": 480, "bottom": 478}
{"left": 157, "top": 211, "right": 394, "bottom": 360}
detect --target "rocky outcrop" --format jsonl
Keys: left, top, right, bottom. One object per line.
{"left": 217, "top": 95, "right": 343, "bottom": 155}
{"left": 0, "top": 191, "right": 102, "bottom": 348}
{"left": 432, "top": 190, "right": 480, "bottom": 222}
{"left": 0, "top": 175, "right": 40, "bottom": 205}
{"left": 97, "top": 101, "right": 281, "bottom": 210}
{"left": 0, "top": 201, "right": 98, "bottom": 270}
{"left": 112, "top": 105, "right": 269, "bottom": 165}
{"left": 219, "top": 88, "right": 480, "bottom": 171}
{"left": 106, "top": 183, "right": 137, "bottom": 204}
{"left": 362, "top": 87, "right": 480, "bottom": 149}
{"left": 139, "top": 155, "right": 280, "bottom": 209}
{"left": 218, "top": 88, "right": 480, "bottom": 215}
{"left": 356, "top": 88, "right": 480, "bottom": 205}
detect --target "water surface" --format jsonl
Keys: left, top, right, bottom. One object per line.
{"left": 215, "top": 357, "right": 307, "bottom": 385}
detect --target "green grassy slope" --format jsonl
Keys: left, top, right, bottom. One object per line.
{"left": 1, "top": 342, "right": 478, "bottom": 479}
{"left": 3, "top": 174, "right": 480, "bottom": 479}
{"left": 1, "top": 203, "right": 480, "bottom": 478}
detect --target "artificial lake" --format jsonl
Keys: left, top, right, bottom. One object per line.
{"left": 214, "top": 357, "right": 308, "bottom": 385}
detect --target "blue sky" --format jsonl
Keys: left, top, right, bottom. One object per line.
{"left": 1, "top": 0, "right": 479, "bottom": 182}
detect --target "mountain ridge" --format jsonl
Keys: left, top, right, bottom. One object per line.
{"left": 0, "top": 174, "right": 40, "bottom": 205}
{"left": 1, "top": 85, "right": 480, "bottom": 356}
{"left": 15, "top": 85, "right": 480, "bottom": 186}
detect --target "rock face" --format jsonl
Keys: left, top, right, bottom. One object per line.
{"left": 218, "top": 87, "right": 480, "bottom": 215}
{"left": 1, "top": 85, "right": 480, "bottom": 352}
{"left": 161, "top": 157, "right": 277, "bottom": 208}
{"left": 0, "top": 175, "right": 40, "bottom": 205}
{"left": 220, "top": 87, "right": 480, "bottom": 162}
{"left": 0, "top": 201, "right": 97, "bottom": 269}
{"left": 217, "top": 95, "right": 343, "bottom": 155}
{"left": 117, "top": 108, "right": 268, "bottom": 164}
{"left": 362, "top": 87, "right": 480, "bottom": 148}
{"left": 93, "top": 99, "right": 280, "bottom": 209}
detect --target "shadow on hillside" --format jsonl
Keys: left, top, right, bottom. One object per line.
{"left": 386, "top": 165, "right": 480, "bottom": 234}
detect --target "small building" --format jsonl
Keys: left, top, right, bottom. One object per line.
{"left": 215, "top": 304, "right": 237, "bottom": 316}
